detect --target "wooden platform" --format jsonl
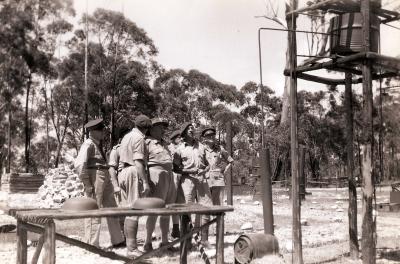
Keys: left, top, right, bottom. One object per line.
{"left": 9, "top": 204, "right": 234, "bottom": 264}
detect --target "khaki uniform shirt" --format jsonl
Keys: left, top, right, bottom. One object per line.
{"left": 74, "top": 137, "right": 107, "bottom": 183}
{"left": 119, "top": 128, "right": 147, "bottom": 166}
{"left": 174, "top": 140, "right": 208, "bottom": 173}
{"left": 109, "top": 143, "right": 123, "bottom": 172}
{"left": 146, "top": 137, "right": 172, "bottom": 167}
{"left": 205, "top": 145, "right": 233, "bottom": 172}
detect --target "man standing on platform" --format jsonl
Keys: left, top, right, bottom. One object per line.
{"left": 74, "top": 119, "right": 125, "bottom": 248}
{"left": 201, "top": 127, "right": 234, "bottom": 205}
{"left": 143, "top": 118, "right": 176, "bottom": 251}
{"left": 119, "top": 115, "right": 151, "bottom": 257}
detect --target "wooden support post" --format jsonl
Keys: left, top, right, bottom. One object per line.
{"left": 361, "top": 1, "right": 376, "bottom": 263}
{"left": 19, "top": 221, "right": 130, "bottom": 262}
{"left": 43, "top": 221, "right": 56, "bottom": 264}
{"left": 299, "top": 146, "right": 306, "bottom": 201}
{"left": 32, "top": 234, "right": 45, "bottom": 264}
{"left": 260, "top": 148, "right": 274, "bottom": 235}
{"left": 216, "top": 214, "right": 225, "bottom": 264}
{"left": 287, "top": 0, "right": 303, "bottom": 263}
{"left": 17, "top": 220, "right": 27, "bottom": 264}
{"left": 180, "top": 215, "right": 190, "bottom": 264}
{"left": 345, "top": 72, "right": 359, "bottom": 259}
{"left": 226, "top": 121, "right": 233, "bottom": 205}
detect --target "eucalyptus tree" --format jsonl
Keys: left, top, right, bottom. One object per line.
{"left": 154, "top": 68, "right": 244, "bottom": 128}
{"left": 81, "top": 8, "right": 158, "bottom": 146}
{"left": 0, "top": 0, "right": 74, "bottom": 172}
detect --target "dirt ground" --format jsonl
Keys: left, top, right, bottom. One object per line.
{"left": 1, "top": 187, "right": 400, "bottom": 264}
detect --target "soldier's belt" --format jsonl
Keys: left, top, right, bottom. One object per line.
{"left": 87, "top": 165, "right": 110, "bottom": 170}
{"left": 121, "top": 163, "right": 135, "bottom": 169}
{"left": 148, "top": 163, "right": 173, "bottom": 171}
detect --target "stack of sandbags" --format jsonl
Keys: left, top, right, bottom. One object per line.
{"left": 37, "top": 167, "right": 85, "bottom": 208}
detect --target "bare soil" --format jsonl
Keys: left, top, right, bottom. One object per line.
{"left": 0, "top": 187, "right": 400, "bottom": 263}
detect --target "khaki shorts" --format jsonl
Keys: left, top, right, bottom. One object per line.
{"left": 119, "top": 166, "right": 139, "bottom": 207}
{"left": 148, "top": 165, "right": 176, "bottom": 204}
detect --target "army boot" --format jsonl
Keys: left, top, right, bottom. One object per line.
{"left": 124, "top": 218, "right": 142, "bottom": 258}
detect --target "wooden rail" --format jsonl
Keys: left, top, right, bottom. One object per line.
{"left": 12, "top": 205, "right": 233, "bottom": 264}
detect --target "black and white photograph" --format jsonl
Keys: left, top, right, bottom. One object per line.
{"left": 1, "top": 0, "right": 400, "bottom": 263}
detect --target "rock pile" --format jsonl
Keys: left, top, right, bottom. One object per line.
{"left": 37, "top": 167, "right": 85, "bottom": 208}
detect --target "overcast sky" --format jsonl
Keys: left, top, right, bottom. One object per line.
{"left": 74, "top": 0, "right": 400, "bottom": 95}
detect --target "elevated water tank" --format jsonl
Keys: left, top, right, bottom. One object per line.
{"left": 329, "top": 12, "right": 380, "bottom": 56}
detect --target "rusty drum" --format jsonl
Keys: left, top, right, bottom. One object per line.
{"left": 234, "top": 233, "right": 279, "bottom": 264}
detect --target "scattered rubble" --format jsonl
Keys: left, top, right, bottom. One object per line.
{"left": 36, "top": 167, "right": 85, "bottom": 208}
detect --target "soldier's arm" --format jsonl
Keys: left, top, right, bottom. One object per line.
{"left": 135, "top": 159, "right": 150, "bottom": 196}
{"left": 221, "top": 147, "right": 234, "bottom": 174}
{"left": 76, "top": 143, "right": 95, "bottom": 194}
{"left": 172, "top": 149, "right": 183, "bottom": 173}
{"left": 108, "top": 148, "right": 120, "bottom": 193}
{"left": 132, "top": 138, "right": 150, "bottom": 195}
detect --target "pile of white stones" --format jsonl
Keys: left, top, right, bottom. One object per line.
{"left": 36, "top": 166, "right": 85, "bottom": 208}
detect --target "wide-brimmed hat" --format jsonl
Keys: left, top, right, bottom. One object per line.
{"left": 151, "top": 117, "right": 169, "bottom": 127}
{"left": 135, "top": 114, "right": 152, "bottom": 129}
{"left": 201, "top": 127, "right": 216, "bottom": 137}
{"left": 170, "top": 130, "right": 181, "bottom": 140}
{"left": 84, "top": 119, "right": 105, "bottom": 131}
{"left": 179, "top": 122, "right": 193, "bottom": 136}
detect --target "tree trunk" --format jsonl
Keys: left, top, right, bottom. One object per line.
{"left": 43, "top": 86, "right": 50, "bottom": 171}
{"left": 54, "top": 90, "right": 72, "bottom": 168}
{"left": 7, "top": 101, "right": 12, "bottom": 173}
{"left": 345, "top": 72, "right": 359, "bottom": 258}
{"left": 24, "top": 74, "right": 32, "bottom": 172}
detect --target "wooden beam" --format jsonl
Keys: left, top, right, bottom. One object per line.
{"left": 15, "top": 205, "right": 234, "bottom": 221}
{"left": 296, "top": 72, "right": 345, "bottom": 85}
{"left": 335, "top": 66, "right": 363, "bottom": 76}
{"left": 226, "top": 121, "right": 233, "bottom": 205}
{"left": 295, "top": 52, "right": 367, "bottom": 73}
{"left": 31, "top": 234, "right": 44, "bottom": 264}
{"left": 19, "top": 221, "right": 130, "bottom": 262}
{"left": 361, "top": 1, "right": 376, "bottom": 263}
{"left": 288, "top": 0, "right": 303, "bottom": 262}
{"left": 43, "top": 221, "right": 56, "bottom": 264}
{"left": 345, "top": 72, "right": 359, "bottom": 259}
{"left": 260, "top": 148, "right": 274, "bottom": 235}
{"left": 180, "top": 215, "right": 190, "bottom": 264}
{"left": 299, "top": 147, "right": 306, "bottom": 201}
{"left": 17, "top": 220, "right": 27, "bottom": 264}
{"left": 216, "top": 214, "right": 225, "bottom": 264}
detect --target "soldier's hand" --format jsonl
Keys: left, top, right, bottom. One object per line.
{"left": 113, "top": 186, "right": 121, "bottom": 203}
{"left": 85, "top": 187, "right": 95, "bottom": 198}
{"left": 114, "top": 192, "right": 121, "bottom": 203}
{"left": 142, "top": 182, "right": 150, "bottom": 197}
{"left": 114, "top": 186, "right": 121, "bottom": 194}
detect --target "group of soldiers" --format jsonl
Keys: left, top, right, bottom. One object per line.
{"left": 74, "top": 114, "right": 233, "bottom": 257}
